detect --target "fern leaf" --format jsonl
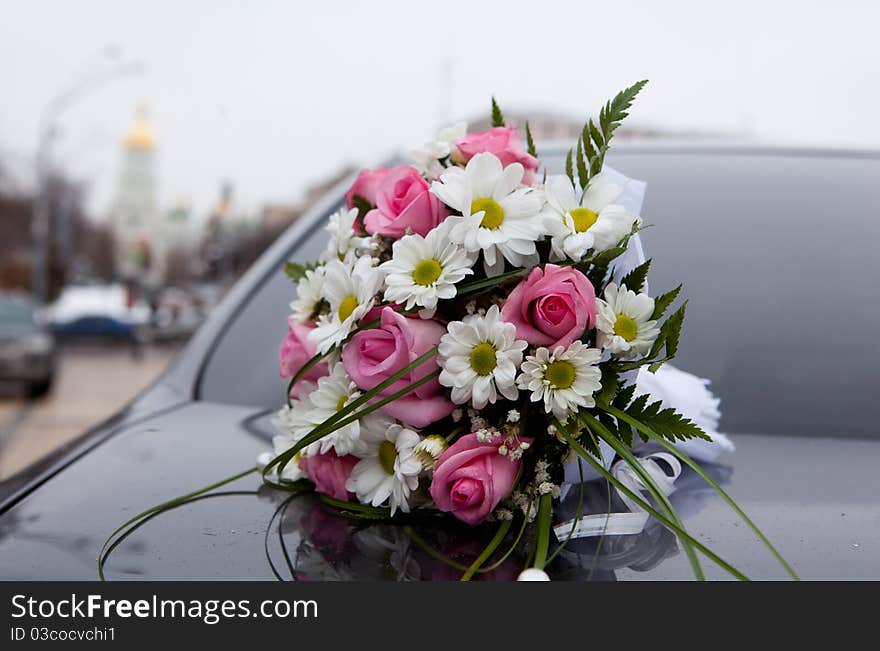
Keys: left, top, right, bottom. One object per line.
{"left": 588, "top": 119, "right": 605, "bottom": 176}
{"left": 581, "top": 122, "right": 598, "bottom": 182}
{"left": 614, "top": 392, "right": 710, "bottom": 443}
{"left": 590, "top": 79, "right": 648, "bottom": 173}
{"left": 565, "top": 148, "right": 574, "bottom": 185}
{"left": 651, "top": 284, "right": 682, "bottom": 320}
{"left": 525, "top": 121, "right": 537, "bottom": 157}
{"left": 620, "top": 259, "right": 651, "bottom": 293}
{"left": 491, "top": 96, "right": 505, "bottom": 127}
{"left": 575, "top": 136, "right": 588, "bottom": 190}
{"left": 647, "top": 300, "right": 687, "bottom": 371}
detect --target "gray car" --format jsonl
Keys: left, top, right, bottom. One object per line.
{"left": 0, "top": 294, "right": 56, "bottom": 398}
{"left": 0, "top": 144, "right": 877, "bottom": 580}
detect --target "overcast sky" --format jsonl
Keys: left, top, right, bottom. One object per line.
{"left": 1, "top": 0, "right": 877, "bottom": 219}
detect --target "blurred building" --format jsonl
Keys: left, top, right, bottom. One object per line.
{"left": 110, "top": 106, "right": 169, "bottom": 286}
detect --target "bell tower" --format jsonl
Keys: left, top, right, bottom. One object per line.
{"left": 110, "top": 103, "right": 161, "bottom": 283}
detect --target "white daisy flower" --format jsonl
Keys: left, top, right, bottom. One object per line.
{"left": 380, "top": 224, "right": 474, "bottom": 316}
{"left": 431, "top": 152, "right": 543, "bottom": 276}
{"left": 289, "top": 265, "right": 326, "bottom": 324}
{"left": 438, "top": 305, "right": 527, "bottom": 409}
{"left": 309, "top": 256, "right": 383, "bottom": 354}
{"left": 320, "top": 206, "right": 373, "bottom": 265}
{"left": 542, "top": 173, "right": 639, "bottom": 261}
{"left": 262, "top": 397, "right": 317, "bottom": 481}
{"left": 300, "top": 364, "right": 365, "bottom": 456}
{"left": 411, "top": 121, "right": 467, "bottom": 178}
{"left": 596, "top": 282, "right": 660, "bottom": 359}
{"left": 346, "top": 416, "right": 422, "bottom": 515}
{"left": 516, "top": 341, "right": 602, "bottom": 421}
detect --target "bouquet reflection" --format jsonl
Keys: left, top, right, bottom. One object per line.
{"left": 263, "top": 461, "right": 731, "bottom": 581}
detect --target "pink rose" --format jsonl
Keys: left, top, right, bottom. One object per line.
{"left": 279, "top": 321, "right": 329, "bottom": 398}
{"left": 501, "top": 264, "right": 596, "bottom": 349}
{"left": 430, "top": 433, "right": 530, "bottom": 526}
{"left": 342, "top": 306, "right": 453, "bottom": 428}
{"left": 456, "top": 126, "right": 540, "bottom": 184}
{"left": 345, "top": 167, "right": 388, "bottom": 211}
{"left": 346, "top": 168, "right": 389, "bottom": 233}
{"left": 363, "top": 165, "right": 449, "bottom": 238}
{"left": 299, "top": 452, "right": 359, "bottom": 501}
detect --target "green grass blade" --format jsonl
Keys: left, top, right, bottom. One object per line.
{"left": 98, "top": 466, "right": 258, "bottom": 580}
{"left": 602, "top": 403, "right": 799, "bottom": 581}
{"left": 460, "top": 518, "right": 513, "bottom": 581}
{"left": 265, "top": 346, "right": 440, "bottom": 478}
{"left": 582, "top": 411, "right": 705, "bottom": 581}
{"left": 531, "top": 493, "right": 554, "bottom": 570}
{"left": 562, "top": 432, "right": 750, "bottom": 580}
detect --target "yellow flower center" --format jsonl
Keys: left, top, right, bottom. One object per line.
{"left": 545, "top": 360, "right": 576, "bottom": 389}
{"left": 471, "top": 197, "right": 505, "bottom": 229}
{"left": 469, "top": 342, "right": 497, "bottom": 376}
{"left": 412, "top": 258, "right": 443, "bottom": 286}
{"left": 336, "top": 395, "right": 348, "bottom": 411}
{"left": 337, "top": 294, "right": 359, "bottom": 321}
{"left": 378, "top": 440, "right": 397, "bottom": 475}
{"left": 569, "top": 207, "right": 598, "bottom": 233}
{"left": 614, "top": 314, "right": 639, "bottom": 342}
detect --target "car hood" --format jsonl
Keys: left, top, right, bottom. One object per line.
{"left": 0, "top": 397, "right": 877, "bottom": 580}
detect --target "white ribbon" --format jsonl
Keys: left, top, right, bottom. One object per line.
{"left": 553, "top": 452, "right": 682, "bottom": 541}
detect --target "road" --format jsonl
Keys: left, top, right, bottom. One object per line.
{"left": 0, "top": 343, "right": 180, "bottom": 481}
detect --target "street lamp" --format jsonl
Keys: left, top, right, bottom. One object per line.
{"left": 31, "top": 58, "right": 146, "bottom": 304}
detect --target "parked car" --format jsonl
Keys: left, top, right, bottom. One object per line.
{"left": 48, "top": 284, "right": 151, "bottom": 342}
{"left": 0, "top": 293, "right": 56, "bottom": 398}
{"left": 0, "top": 145, "right": 877, "bottom": 580}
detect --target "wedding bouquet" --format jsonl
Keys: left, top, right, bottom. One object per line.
{"left": 101, "top": 81, "right": 795, "bottom": 581}
{"left": 260, "top": 81, "right": 794, "bottom": 580}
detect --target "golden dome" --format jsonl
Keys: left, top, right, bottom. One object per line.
{"left": 125, "top": 104, "right": 155, "bottom": 150}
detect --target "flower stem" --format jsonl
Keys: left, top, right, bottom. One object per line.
{"left": 531, "top": 493, "right": 554, "bottom": 570}
{"left": 460, "top": 518, "right": 512, "bottom": 581}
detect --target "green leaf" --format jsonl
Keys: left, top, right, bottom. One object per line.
{"left": 457, "top": 267, "right": 528, "bottom": 295}
{"left": 581, "top": 122, "right": 597, "bottom": 177}
{"left": 600, "top": 390, "right": 710, "bottom": 444}
{"left": 491, "top": 96, "right": 505, "bottom": 127}
{"left": 565, "top": 148, "right": 574, "bottom": 186}
{"left": 612, "top": 383, "right": 636, "bottom": 410}
{"left": 651, "top": 284, "right": 682, "bottom": 320}
{"left": 320, "top": 495, "right": 390, "bottom": 520}
{"left": 648, "top": 300, "right": 687, "bottom": 365}
{"left": 587, "top": 119, "right": 605, "bottom": 176}
{"left": 575, "top": 136, "right": 588, "bottom": 190}
{"left": 620, "top": 259, "right": 651, "bottom": 293}
{"left": 597, "top": 367, "right": 619, "bottom": 405}
{"left": 525, "top": 121, "right": 538, "bottom": 158}
{"left": 284, "top": 261, "right": 313, "bottom": 282}
{"left": 460, "top": 518, "right": 513, "bottom": 581}
{"left": 597, "top": 80, "right": 648, "bottom": 153}
{"left": 532, "top": 493, "right": 554, "bottom": 570}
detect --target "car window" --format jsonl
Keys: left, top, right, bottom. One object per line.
{"left": 197, "top": 210, "right": 334, "bottom": 407}
{"left": 605, "top": 150, "right": 880, "bottom": 437}
{"left": 0, "top": 298, "right": 35, "bottom": 326}
{"left": 198, "top": 150, "right": 880, "bottom": 438}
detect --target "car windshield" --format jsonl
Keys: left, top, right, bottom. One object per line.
{"left": 0, "top": 298, "right": 35, "bottom": 326}
{"left": 198, "top": 149, "right": 880, "bottom": 438}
